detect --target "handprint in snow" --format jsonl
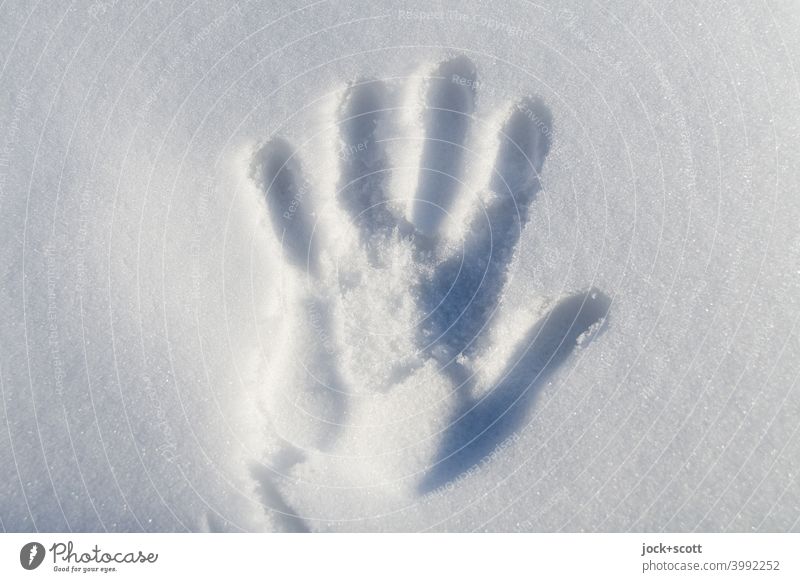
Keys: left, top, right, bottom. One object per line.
{"left": 247, "top": 56, "right": 610, "bottom": 520}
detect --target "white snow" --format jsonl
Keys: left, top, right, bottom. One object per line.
{"left": 2, "top": 0, "right": 800, "bottom": 532}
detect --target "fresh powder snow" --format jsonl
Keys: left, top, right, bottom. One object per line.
{"left": 1, "top": 0, "right": 799, "bottom": 533}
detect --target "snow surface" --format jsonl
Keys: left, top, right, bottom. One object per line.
{"left": 2, "top": 0, "right": 800, "bottom": 532}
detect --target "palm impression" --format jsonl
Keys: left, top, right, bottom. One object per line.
{"left": 247, "top": 56, "right": 610, "bottom": 522}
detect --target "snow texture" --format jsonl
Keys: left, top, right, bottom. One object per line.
{"left": 1, "top": 0, "right": 800, "bottom": 532}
